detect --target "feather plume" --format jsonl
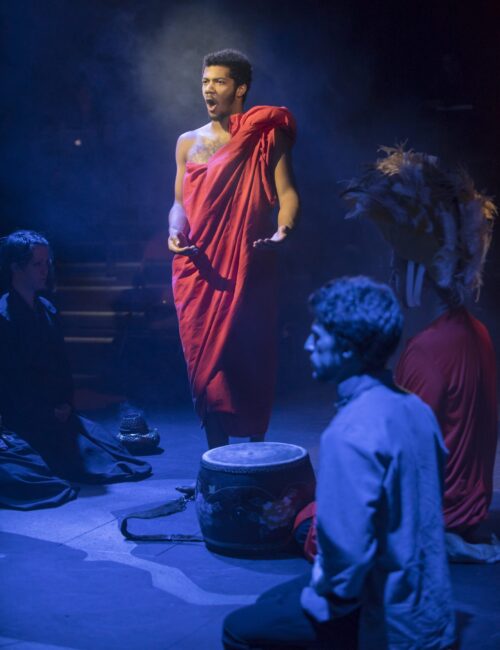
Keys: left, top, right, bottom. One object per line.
{"left": 342, "top": 145, "right": 496, "bottom": 300}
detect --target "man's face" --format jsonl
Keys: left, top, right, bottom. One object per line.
{"left": 304, "top": 322, "right": 345, "bottom": 383}
{"left": 13, "top": 245, "right": 51, "bottom": 293}
{"left": 202, "top": 66, "right": 244, "bottom": 121}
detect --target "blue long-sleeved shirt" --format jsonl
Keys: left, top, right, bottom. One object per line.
{"left": 301, "top": 373, "right": 456, "bottom": 650}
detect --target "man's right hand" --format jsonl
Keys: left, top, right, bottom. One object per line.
{"left": 168, "top": 232, "right": 199, "bottom": 256}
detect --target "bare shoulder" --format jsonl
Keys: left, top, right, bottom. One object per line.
{"left": 178, "top": 123, "right": 211, "bottom": 142}
{"left": 176, "top": 125, "right": 211, "bottom": 152}
{"left": 178, "top": 129, "right": 196, "bottom": 140}
{"left": 175, "top": 130, "right": 197, "bottom": 165}
{"left": 177, "top": 130, "right": 197, "bottom": 148}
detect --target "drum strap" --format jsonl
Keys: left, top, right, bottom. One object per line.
{"left": 119, "top": 485, "right": 204, "bottom": 543}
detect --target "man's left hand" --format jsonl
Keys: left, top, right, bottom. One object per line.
{"left": 253, "top": 226, "right": 290, "bottom": 250}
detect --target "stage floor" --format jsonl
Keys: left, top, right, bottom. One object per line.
{"left": 1, "top": 400, "right": 499, "bottom": 650}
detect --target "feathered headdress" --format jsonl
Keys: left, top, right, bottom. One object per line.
{"left": 342, "top": 145, "right": 496, "bottom": 302}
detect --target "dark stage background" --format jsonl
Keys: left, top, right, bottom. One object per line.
{"left": 1, "top": 0, "right": 499, "bottom": 408}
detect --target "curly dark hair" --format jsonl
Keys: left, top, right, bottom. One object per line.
{"left": 309, "top": 276, "right": 403, "bottom": 370}
{"left": 202, "top": 49, "right": 252, "bottom": 100}
{"left": 0, "top": 230, "right": 52, "bottom": 289}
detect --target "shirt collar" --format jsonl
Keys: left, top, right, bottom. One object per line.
{"left": 335, "top": 370, "right": 393, "bottom": 409}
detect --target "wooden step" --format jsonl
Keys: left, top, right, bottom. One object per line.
{"left": 65, "top": 336, "right": 115, "bottom": 374}
{"left": 55, "top": 240, "right": 147, "bottom": 264}
{"left": 72, "top": 372, "right": 100, "bottom": 387}
{"left": 51, "top": 235, "right": 179, "bottom": 390}
{"left": 53, "top": 285, "right": 174, "bottom": 311}
{"left": 56, "top": 261, "right": 172, "bottom": 286}
{"left": 56, "top": 262, "right": 141, "bottom": 286}
{"left": 141, "top": 261, "right": 172, "bottom": 284}
{"left": 59, "top": 310, "right": 146, "bottom": 335}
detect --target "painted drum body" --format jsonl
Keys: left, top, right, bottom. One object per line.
{"left": 195, "top": 442, "right": 316, "bottom": 556}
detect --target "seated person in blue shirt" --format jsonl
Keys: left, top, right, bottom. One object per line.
{"left": 223, "top": 276, "right": 456, "bottom": 650}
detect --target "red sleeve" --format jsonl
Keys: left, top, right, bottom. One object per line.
{"left": 395, "top": 340, "right": 447, "bottom": 416}
{"left": 293, "top": 501, "right": 318, "bottom": 562}
{"left": 303, "top": 515, "right": 318, "bottom": 563}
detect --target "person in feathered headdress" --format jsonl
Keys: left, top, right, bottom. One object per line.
{"left": 343, "top": 146, "right": 500, "bottom": 563}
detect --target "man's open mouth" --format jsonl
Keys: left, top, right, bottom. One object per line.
{"left": 205, "top": 98, "right": 217, "bottom": 109}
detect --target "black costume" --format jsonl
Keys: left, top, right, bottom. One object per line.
{"left": 0, "top": 291, "right": 151, "bottom": 509}
{"left": 0, "top": 430, "right": 77, "bottom": 509}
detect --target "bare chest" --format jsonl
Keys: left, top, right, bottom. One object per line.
{"left": 186, "top": 134, "right": 230, "bottom": 164}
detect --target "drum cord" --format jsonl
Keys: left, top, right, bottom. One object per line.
{"left": 119, "top": 485, "right": 204, "bottom": 543}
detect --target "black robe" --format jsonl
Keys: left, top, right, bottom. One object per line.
{"left": 0, "top": 291, "right": 151, "bottom": 505}
{"left": 0, "top": 431, "right": 77, "bottom": 510}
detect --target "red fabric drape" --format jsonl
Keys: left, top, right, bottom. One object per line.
{"left": 395, "top": 308, "right": 498, "bottom": 531}
{"left": 172, "top": 106, "right": 296, "bottom": 437}
{"left": 293, "top": 501, "right": 317, "bottom": 562}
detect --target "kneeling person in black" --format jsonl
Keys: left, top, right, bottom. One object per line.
{"left": 0, "top": 230, "right": 151, "bottom": 508}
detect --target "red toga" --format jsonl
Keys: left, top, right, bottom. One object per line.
{"left": 395, "top": 307, "right": 498, "bottom": 531}
{"left": 172, "top": 106, "right": 296, "bottom": 437}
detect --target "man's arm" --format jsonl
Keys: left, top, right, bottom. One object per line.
{"left": 301, "top": 423, "right": 385, "bottom": 620}
{"left": 253, "top": 130, "right": 300, "bottom": 250}
{"left": 168, "top": 133, "right": 198, "bottom": 256}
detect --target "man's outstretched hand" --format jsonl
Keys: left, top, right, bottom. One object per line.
{"left": 168, "top": 232, "right": 198, "bottom": 256}
{"left": 253, "top": 226, "right": 290, "bottom": 251}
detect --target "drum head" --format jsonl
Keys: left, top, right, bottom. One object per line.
{"left": 201, "top": 442, "right": 308, "bottom": 473}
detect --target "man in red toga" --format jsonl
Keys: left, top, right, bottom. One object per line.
{"left": 168, "top": 49, "right": 300, "bottom": 448}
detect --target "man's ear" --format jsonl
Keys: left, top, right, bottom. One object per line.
{"left": 236, "top": 84, "right": 247, "bottom": 99}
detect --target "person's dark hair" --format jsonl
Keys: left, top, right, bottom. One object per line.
{"left": 202, "top": 49, "right": 252, "bottom": 100}
{"left": 309, "top": 276, "right": 403, "bottom": 370}
{"left": 0, "top": 230, "right": 52, "bottom": 289}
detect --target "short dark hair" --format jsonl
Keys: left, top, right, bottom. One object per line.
{"left": 309, "top": 276, "right": 403, "bottom": 370}
{"left": 0, "top": 230, "right": 51, "bottom": 289}
{"left": 202, "top": 49, "right": 252, "bottom": 99}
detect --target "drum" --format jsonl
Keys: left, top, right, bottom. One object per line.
{"left": 195, "top": 442, "right": 316, "bottom": 556}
